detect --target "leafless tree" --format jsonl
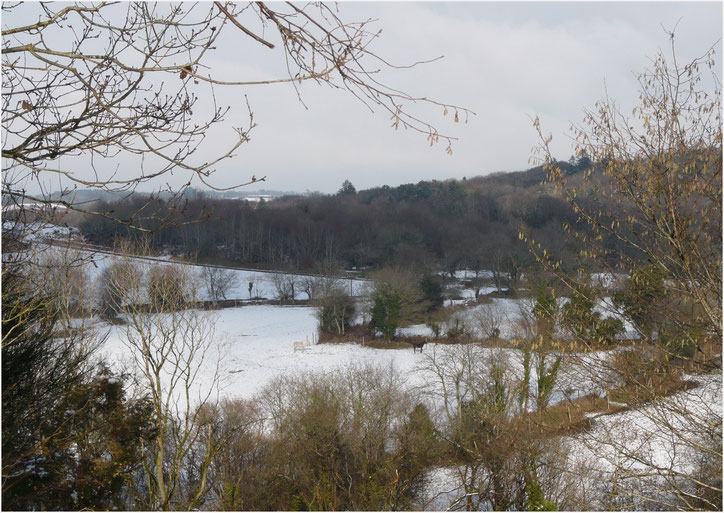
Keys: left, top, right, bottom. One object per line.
{"left": 491, "top": 249, "right": 506, "bottom": 294}
{"left": 145, "top": 264, "right": 190, "bottom": 311}
{"left": 268, "top": 272, "right": 296, "bottom": 304}
{"left": 258, "top": 363, "right": 431, "bottom": 510}
{"left": 315, "top": 281, "right": 356, "bottom": 336}
{"left": 419, "top": 345, "right": 569, "bottom": 510}
{"left": 2, "top": 2, "right": 472, "bottom": 230}
{"left": 530, "top": 34, "right": 722, "bottom": 510}
{"left": 26, "top": 244, "right": 97, "bottom": 338}
{"left": 98, "top": 259, "right": 137, "bottom": 321}
{"left": 470, "top": 301, "right": 505, "bottom": 339}
{"left": 443, "top": 311, "right": 475, "bottom": 339}
{"left": 205, "top": 398, "right": 267, "bottom": 510}
{"left": 102, "top": 248, "right": 227, "bottom": 510}
{"left": 300, "top": 271, "right": 343, "bottom": 302}
{"left": 299, "top": 274, "right": 321, "bottom": 302}
{"left": 200, "top": 265, "right": 239, "bottom": 304}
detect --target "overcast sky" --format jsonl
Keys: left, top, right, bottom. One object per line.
{"left": 9, "top": 1, "right": 723, "bottom": 195}
{"left": 207, "top": 1, "right": 722, "bottom": 194}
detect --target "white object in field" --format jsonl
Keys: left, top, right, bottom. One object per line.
{"left": 293, "top": 340, "right": 311, "bottom": 352}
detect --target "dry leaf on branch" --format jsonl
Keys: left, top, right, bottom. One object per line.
{"left": 180, "top": 65, "right": 193, "bottom": 80}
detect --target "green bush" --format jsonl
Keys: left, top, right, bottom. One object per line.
{"left": 370, "top": 286, "right": 401, "bottom": 340}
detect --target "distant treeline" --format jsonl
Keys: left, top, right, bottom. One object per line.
{"left": 71, "top": 159, "right": 629, "bottom": 273}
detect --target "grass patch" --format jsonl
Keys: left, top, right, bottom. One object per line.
{"left": 318, "top": 324, "right": 369, "bottom": 345}
{"left": 515, "top": 394, "right": 627, "bottom": 439}
{"left": 608, "top": 345, "right": 703, "bottom": 405}
{"left": 362, "top": 339, "right": 412, "bottom": 350}
{"left": 317, "top": 325, "right": 411, "bottom": 349}
{"left": 608, "top": 378, "right": 698, "bottom": 405}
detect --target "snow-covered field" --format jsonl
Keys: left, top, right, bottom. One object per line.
{"left": 2, "top": 221, "right": 81, "bottom": 242}
{"left": 101, "top": 302, "right": 614, "bottom": 412}
{"left": 102, "top": 305, "right": 432, "bottom": 402}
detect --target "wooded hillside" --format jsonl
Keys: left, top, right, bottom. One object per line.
{"left": 69, "top": 158, "right": 626, "bottom": 274}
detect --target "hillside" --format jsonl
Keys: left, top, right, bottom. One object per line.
{"left": 64, "top": 158, "right": 621, "bottom": 275}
